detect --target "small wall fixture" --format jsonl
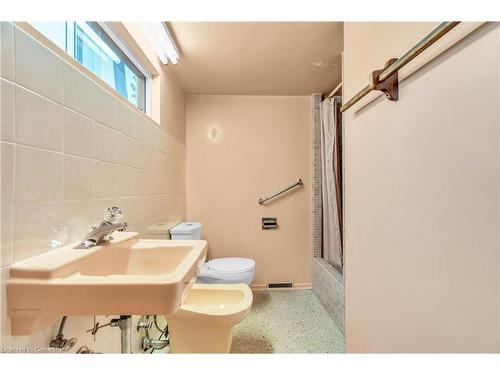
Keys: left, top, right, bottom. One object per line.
{"left": 262, "top": 217, "right": 278, "bottom": 230}
{"left": 139, "top": 22, "right": 179, "bottom": 65}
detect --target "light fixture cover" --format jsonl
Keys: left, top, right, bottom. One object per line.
{"left": 139, "top": 22, "right": 179, "bottom": 65}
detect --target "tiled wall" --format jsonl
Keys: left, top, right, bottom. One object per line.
{"left": 312, "top": 258, "right": 344, "bottom": 335}
{"left": 311, "top": 93, "right": 322, "bottom": 258}
{"left": 311, "top": 93, "right": 344, "bottom": 335}
{"left": 0, "top": 22, "right": 186, "bottom": 352}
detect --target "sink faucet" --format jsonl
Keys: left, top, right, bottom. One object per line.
{"left": 74, "top": 207, "right": 127, "bottom": 249}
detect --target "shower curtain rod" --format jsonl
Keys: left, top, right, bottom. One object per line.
{"left": 327, "top": 81, "right": 342, "bottom": 98}
{"left": 340, "top": 21, "right": 460, "bottom": 113}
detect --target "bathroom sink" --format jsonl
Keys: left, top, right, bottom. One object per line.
{"left": 6, "top": 232, "right": 207, "bottom": 335}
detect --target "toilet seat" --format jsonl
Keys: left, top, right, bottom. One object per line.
{"left": 198, "top": 257, "right": 256, "bottom": 285}
{"left": 207, "top": 257, "right": 255, "bottom": 274}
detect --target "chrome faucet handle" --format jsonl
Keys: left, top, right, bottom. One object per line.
{"left": 103, "top": 206, "right": 123, "bottom": 224}
{"left": 74, "top": 208, "right": 126, "bottom": 249}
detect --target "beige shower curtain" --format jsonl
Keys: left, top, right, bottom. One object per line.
{"left": 320, "top": 97, "right": 343, "bottom": 270}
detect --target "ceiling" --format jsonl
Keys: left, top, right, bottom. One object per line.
{"left": 168, "top": 22, "right": 343, "bottom": 96}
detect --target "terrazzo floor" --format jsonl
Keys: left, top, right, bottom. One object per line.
{"left": 230, "top": 290, "right": 344, "bottom": 353}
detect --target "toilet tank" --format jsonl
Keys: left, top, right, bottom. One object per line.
{"left": 146, "top": 222, "right": 172, "bottom": 239}
{"left": 170, "top": 222, "right": 202, "bottom": 240}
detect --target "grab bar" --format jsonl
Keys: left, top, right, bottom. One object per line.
{"left": 340, "top": 21, "right": 460, "bottom": 113}
{"left": 258, "top": 179, "right": 304, "bottom": 205}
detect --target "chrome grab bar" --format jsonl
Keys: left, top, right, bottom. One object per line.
{"left": 258, "top": 179, "right": 304, "bottom": 205}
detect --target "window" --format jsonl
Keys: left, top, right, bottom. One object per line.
{"left": 31, "top": 22, "right": 147, "bottom": 111}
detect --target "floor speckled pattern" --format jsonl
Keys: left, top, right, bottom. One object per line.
{"left": 230, "top": 290, "right": 344, "bottom": 353}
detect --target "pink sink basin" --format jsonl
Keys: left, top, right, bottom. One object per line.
{"left": 6, "top": 232, "right": 207, "bottom": 335}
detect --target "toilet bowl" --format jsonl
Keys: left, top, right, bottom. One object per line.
{"left": 166, "top": 283, "right": 253, "bottom": 353}
{"left": 170, "top": 223, "right": 256, "bottom": 285}
{"left": 197, "top": 257, "right": 256, "bottom": 285}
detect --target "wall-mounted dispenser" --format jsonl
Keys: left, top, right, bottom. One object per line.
{"left": 262, "top": 217, "right": 278, "bottom": 230}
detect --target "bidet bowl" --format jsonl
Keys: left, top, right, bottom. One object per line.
{"left": 6, "top": 232, "right": 207, "bottom": 335}
{"left": 166, "top": 283, "right": 253, "bottom": 353}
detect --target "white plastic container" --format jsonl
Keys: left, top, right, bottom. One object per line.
{"left": 170, "top": 222, "right": 202, "bottom": 240}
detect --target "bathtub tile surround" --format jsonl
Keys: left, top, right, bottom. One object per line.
{"left": 312, "top": 258, "right": 345, "bottom": 334}
{"left": 0, "top": 22, "right": 186, "bottom": 352}
{"left": 311, "top": 93, "right": 322, "bottom": 258}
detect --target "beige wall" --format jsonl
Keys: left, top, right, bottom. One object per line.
{"left": 186, "top": 95, "right": 312, "bottom": 287}
{"left": 0, "top": 22, "right": 186, "bottom": 352}
{"left": 344, "top": 22, "right": 500, "bottom": 352}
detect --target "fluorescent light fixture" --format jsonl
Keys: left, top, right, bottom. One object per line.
{"left": 139, "top": 22, "right": 179, "bottom": 65}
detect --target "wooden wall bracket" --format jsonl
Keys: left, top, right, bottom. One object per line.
{"left": 369, "top": 58, "right": 399, "bottom": 101}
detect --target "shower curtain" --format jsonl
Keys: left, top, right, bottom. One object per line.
{"left": 320, "top": 97, "right": 343, "bottom": 270}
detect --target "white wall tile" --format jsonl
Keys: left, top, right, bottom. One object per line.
{"left": 132, "top": 112, "right": 146, "bottom": 142}
{"left": 132, "top": 169, "right": 149, "bottom": 196}
{"left": 64, "top": 155, "right": 94, "bottom": 200}
{"left": 130, "top": 196, "right": 148, "bottom": 223}
{"left": 0, "top": 78, "right": 15, "bottom": 142}
{"left": 145, "top": 146, "right": 157, "bottom": 171}
{"left": 63, "top": 63, "right": 96, "bottom": 119}
{"left": 114, "top": 101, "right": 133, "bottom": 137}
{"left": 94, "top": 122, "right": 116, "bottom": 163}
{"left": 14, "top": 27, "right": 63, "bottom": 103}
{"left": 94, "top": 89, "right": 117, "bottom": 129}
{"left": 62, "top": 200, "right": 95, "bottom": 245}
{"left": 1, "top": 204, "right": 14, "bottom": 266}
{"left": 118, "top": 166, "right": 135, "bottom": 197}
{"left": 132, "top": 141, "right": 148, "bottom": 170}
{"left": 15, "top": 145, "right": 63, "bottom": 204}
{"left": 94, "top": 161, "right": 131, "bottom": 199}
{"left": 0, "top": 22, "right": 15, "bottom": 81}
{"left": 63, "top": 108, "right": 94, "bottom": 158}
{"left": 2, "top": 28, "right": 187, "bottom": 353}
{"left": 15, "top": 85, "right": 63, "bottom": 151}
{"left": 94, "top": 161, "right": 117, "bottom": 199}
{"left": 14, "top": 201, "right": 65, "bottom": 261}
{"left": 146, "top": 122, "right": 162, "bottom": 150}
{"left": 94, "top": 122, "right": 134, "bottom": 165}
{"left": 115, "top": 133, "right": 135, "bottom": 168}
{"left": 1, "top": 142, "right": 14, "bottom": 204}
{"left": 2, "top": 268, "right": 13, "bottom": 337}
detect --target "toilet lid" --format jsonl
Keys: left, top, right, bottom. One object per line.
{"left": 208, "top": 257, "right": 255, "bottom": 274}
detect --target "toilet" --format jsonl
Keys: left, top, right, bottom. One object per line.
{"left": 166, "top": 283, "right": 253, "bottom": 353}
{"left": 170, "top": 222, "right": 256, "bottom": 285}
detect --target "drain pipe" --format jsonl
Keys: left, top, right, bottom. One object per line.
{"left": 111, "top": 315, "right": 132, "bottom": 354}
{"left": 87, "top": 315, "right": 132, "bottom": 354}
